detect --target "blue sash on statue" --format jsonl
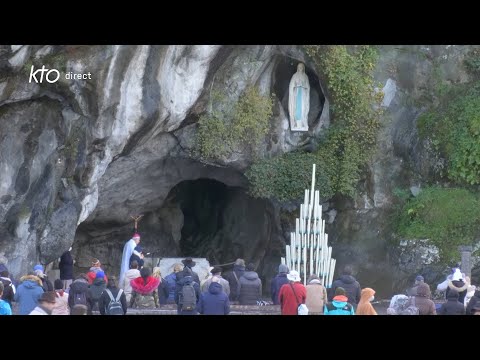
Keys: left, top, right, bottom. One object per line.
{"left": 295, "top": 87, "right": 303, "bottom": 122}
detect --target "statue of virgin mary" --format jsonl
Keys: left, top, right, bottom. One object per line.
{"left": 288, "top": 62, "right": 310, "bottom": 131}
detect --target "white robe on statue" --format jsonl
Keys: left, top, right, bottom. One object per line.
{"left": 119, "top": 239, "right": 136, "bottom": 288}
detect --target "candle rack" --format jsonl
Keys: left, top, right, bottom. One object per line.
{"left": 281, "top": 164, "right": 336, "bottom": 287}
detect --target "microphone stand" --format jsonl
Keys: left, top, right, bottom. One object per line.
{"left": 144, "top": 250, "right": 163, "bottom": 268}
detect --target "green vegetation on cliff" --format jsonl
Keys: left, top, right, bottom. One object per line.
{"left": 395, "top": 187, "right": 480, "bottom": 262}
{"left": 197, "top": 86, "right": 273, "bottom": 160}
{"left": 247, "top": 45, "right": 382, "bottom": 202}
{"left": 418, "top": 83, "right": 480, "bottom": 186}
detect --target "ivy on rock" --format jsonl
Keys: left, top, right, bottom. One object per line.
{"left": 247, "top": 45, "right": 382, "bottom": 202}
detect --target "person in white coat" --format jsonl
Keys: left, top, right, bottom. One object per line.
{"left": 437, "top": 266, "right": 461, "bottom": 294}
{"left": 119, "top": 233, "right": 141, "bottom": 288}
{"left": 122, "top": 260, "right": 141, "bottom": 302}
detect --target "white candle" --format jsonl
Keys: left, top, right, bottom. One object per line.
{"left": 327, "top": 258, "right": 332, "bottom": 287}
{"left": 297, "top": 246, "right": 301, "bottom": 274}
{"left": 310, "top": 164, "right": 316, "bottom": 217}
{"left": 326, "top": 249, "right": 330, "bottom": 278}
{"left": 304, "top": 190, "right": 309, "bottom": 212}
{"left": 319, "top": 249, "right": 323, "bottom": 277}
{"left": 285, "top": 245, "right": 290, "bottom": 269}
{"left": 291, "top": 236, "right": 296, "bottom": 269}
{"left": 329, "top": 259, "right": 336, "bottom": 287}
{"left": 309, "top": 243, "right": 313, "bottom": 275}
{"left": 316, "top": 191, "right": 321, "bottom": 219}
{"left": 307, "top": 206, "right": 312, "bottom": 236}
{"left": 303, "top": 246, "right": 307, "bottom": 285}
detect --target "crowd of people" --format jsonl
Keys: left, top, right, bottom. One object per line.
{"left": 386, "top": 267, "right": 480, "bottom": 315}
{"left": 1, "top": 234, "right": 480, "bottom": 315}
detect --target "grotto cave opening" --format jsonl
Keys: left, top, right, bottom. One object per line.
{"left": 72, "top": 177, "right": 284, "bottom": 289}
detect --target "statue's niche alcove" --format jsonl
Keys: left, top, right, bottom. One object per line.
{"left": 272, "top": 56, "right": 325, "bottom": 128}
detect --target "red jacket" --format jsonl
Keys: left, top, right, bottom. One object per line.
{"left": 279, "top": 282, "right": 307, "bottom": 315}
{"left": 87, "top": 271, "right": 108, "bottom": 285}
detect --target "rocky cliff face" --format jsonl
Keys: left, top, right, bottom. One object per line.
{"left": 0, "top": 45, "right": 477, "bottom": 297}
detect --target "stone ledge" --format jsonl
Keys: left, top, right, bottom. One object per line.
{"left": 93, "top": 304, "right": 282, "bottom": 315}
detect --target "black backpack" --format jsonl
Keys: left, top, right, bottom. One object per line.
{"left": 73, "top": 291, "right": 87, "bottom": 306}
{"left": 105, "top": 288, "right": 124, "bottom": 315}
{"left": 180, "top": 283, "right": 197, "bottom": 311}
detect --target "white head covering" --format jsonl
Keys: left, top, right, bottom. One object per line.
{"left": 452, "top": 269, "right": 463, "bottom": 281}
{"left": 287, "top": 270, "right": 301, "bottom": 282}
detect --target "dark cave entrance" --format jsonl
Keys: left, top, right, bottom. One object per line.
{"left": 173, "top": 179, "right": 230, "bottom": 261}
{"left": 165, "top": 178, "right": 271, "bottom": 266}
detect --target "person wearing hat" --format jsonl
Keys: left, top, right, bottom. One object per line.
{"left": 445, "top": 269, "right": 468, "bottom": 304}
{"left": 174, "top": 260, "right": 201, "bottom": 313}
{"left": 271, "top": 264, "right": 290, "bottom": 305}
{"left": 407, "top": 275, "right": 425, "bottom": 297}
{"left": 88, "top": 270, "right": 107, "bottom": 311}
{"left": 14, "top": 272, "right": 44, "bottom": 315}
{"left": 201, "top": 266, "right": 230, "bottom": 296}
{"left": 33, "top": 264, "right": 54, "bottom": 293}
{"left": 120, "top": 232, "right": 141, "bottom": 290}
{"left": 176, "top": 257, "right": 200, "bottom": 286}
{"left": 223, "top": 258, "right": 246, "bottom": 303}
{"left": 175, "top": 271, "right": 201, "bottom": 315}
{"left": 324, "top": 287, "right": 355, "bottom": 315}
{"left": 437, "top": 264, "right": 463, "bottom": 299}
{"left": 278, "top": 270, "right": 307, "bottom": 315}
{"left": 238, "top": 263, "right": 262, "bottom": 305}
{"left": 129, "top": 245, "right": 145, "bottom": 270}
{"left": 29, "top": 291, "right": 57, "bottom": 315}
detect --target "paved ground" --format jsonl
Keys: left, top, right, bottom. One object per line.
{"left": 98, "top": 300, "right": 394, "bottom": 315}
{"left": 106, "top": 299, "right": 445, "bottom": 315}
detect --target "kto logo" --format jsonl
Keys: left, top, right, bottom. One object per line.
{"left": 28, "top": 65, "right": 60, "bottom": 83}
